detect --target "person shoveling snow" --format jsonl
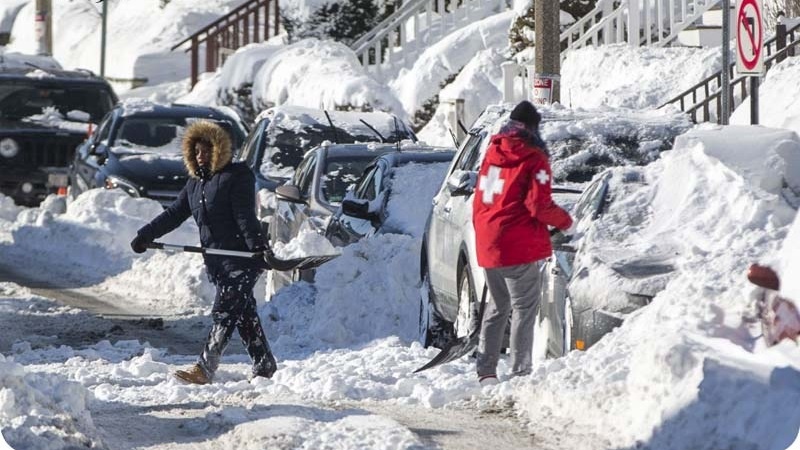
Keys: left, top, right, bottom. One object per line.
{"left": 129, "top": 121, "right": 278, "bottom": 385}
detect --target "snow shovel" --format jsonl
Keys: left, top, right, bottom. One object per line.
{"left": 413, "top": 284, "right": 488, "bottom": 373}
{"left": 146, "top": 242, "right": 340, "bottom": 271}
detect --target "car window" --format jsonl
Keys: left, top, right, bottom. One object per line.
{"left": 355, "top": 165, "right": 379, "bottom": 200}
{"left": 0, "top": 81, "right": 114, "bottom": 122}
{"left": 95, "top": 113, "right": 113, "bottom": 143}
{"left": 111, "top": 116, "right": 241, "bottom": 154}
{"left": 297, "top": 153, "right": 318, "bottom": 196}
{"left": 452, "top": 132, "right": 485, "bottom": 173}
{"left": 240, "top": 121, "right": 264, "bottom": 168}
{"left": 322, "top": 157, "right": 375, "bottom": 204}
{"left": 292, "top": 153, "right": 315, "bottom": 189}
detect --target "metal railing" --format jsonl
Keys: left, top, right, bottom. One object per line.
{"left": 171, "top": 0, "right": 280, "bottom": 87}
{"left": 664, "top": 20, "right": 800, "bottom": 123}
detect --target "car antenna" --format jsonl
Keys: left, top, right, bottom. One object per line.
{"left": 323, "top": 110, "right": 341, "bottom": 144}
{"left": 358, "top": 119, "right": 385, "bottom": 143}
{"left": 393, "top": 116, "right": 401, "bottom": 152}
{"left": 447, "top": 127, "right": 459, "bottom": 148}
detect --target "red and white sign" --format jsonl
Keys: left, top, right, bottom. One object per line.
{"left": 736, "top": 0, "right": 764, "bottom": 75}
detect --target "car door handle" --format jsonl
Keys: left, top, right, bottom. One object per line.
{"left": 443, "top": 206, "right": 452, "bottom": 213}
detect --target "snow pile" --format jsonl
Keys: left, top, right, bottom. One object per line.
{"left": 265, "top": 234, "right": 423, "bottom": 349}
{"left": 0, "top": 353, "right": 102, "bottom": 450}
{"left": 390, "top": 11, "right": 515, "bottom": 117}
{"left": 732, "top": 56, "right": 800, "bottom": 136}
{"left": 272, "top": 228, "right": 339, "bottom": 260}
{"left": 383, "top": 162, "right": 450, "bottom": 237}
{"left": 251, "top": 39, "right": 404, "bottom": 114}
{"left": 0, "top": 193, "right": 21, "bottom": 222}
{"left": 781, "top": 214, "right": 800, "bottom": 303}
{"left": 1, "top": 189, "right": 213, "bottom": 314}
{"left": 217, "top": 41, "right": 286, "bottom": 93}
{"left": 561, "top": 44, "right": 723, "bottom": 109}
{"left": 512, "top": 125, "right": 800, "bottom": 449}
{"left": 418, "top": 48, "right": 506, "bottom": 146}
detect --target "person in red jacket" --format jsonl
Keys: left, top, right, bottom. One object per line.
{"left": 472, "top": 101, "right": 573, "bottom": 386}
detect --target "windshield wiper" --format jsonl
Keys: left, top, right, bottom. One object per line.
{"left": 358, "top": 119, "right": 385, "bottom": 143}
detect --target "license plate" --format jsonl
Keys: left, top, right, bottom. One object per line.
{"left": 48, "top": 174, "right": 69, "bottom": 187}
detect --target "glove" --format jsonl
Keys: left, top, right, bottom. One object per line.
{"left": 253, "top": 247, "right": 274, "bottom": 270}
{"left": 130, "top": 234, "right": 151, "bottom": 254}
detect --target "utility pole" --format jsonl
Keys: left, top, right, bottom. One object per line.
{"left": 100, "top": 0, "right": 108, "bottom": 76}
{"left": 533, "top": 0, "right": 561, "bottom": 104}
{"left": 34, "top": 0, "right": 53, "bottom": 56}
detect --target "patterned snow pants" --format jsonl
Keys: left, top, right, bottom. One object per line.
{"left": 198, "top": 268, "right": 277, "bottom": 380}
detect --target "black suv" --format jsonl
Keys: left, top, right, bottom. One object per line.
{"left": 0, "top": 61, "right": 117, "bottom": 205}
{"left": 68, "top": 102, "right": 246, "bottom": 207}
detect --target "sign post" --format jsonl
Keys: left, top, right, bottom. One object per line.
{"left": 736, "top": 0, "right": 765, "bottom": 124}
{"left": 721, "top": 0, "right": 731, "bottom": 125}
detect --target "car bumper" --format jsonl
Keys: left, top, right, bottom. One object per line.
{"left": 0, "top": 167, "right": 68, "bottom": 206}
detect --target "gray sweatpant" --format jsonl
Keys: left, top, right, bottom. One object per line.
{"left": 476, "top": 261, "right": 541, "bottom": 378}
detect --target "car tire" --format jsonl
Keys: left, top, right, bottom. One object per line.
{"left": 455, "top": 261, "right": 479, "bottom": 339}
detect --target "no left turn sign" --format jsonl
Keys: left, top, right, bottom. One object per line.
{"left": 736, "top": 0, "right": 764, "bottom": 74}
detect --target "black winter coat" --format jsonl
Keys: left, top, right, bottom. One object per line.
{"left": 137, "top": 162, "right": 266, "bottom": 276}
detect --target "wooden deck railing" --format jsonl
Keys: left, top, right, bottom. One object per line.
{"left": 171, "top": 0, "right": 280, "bottom": 87}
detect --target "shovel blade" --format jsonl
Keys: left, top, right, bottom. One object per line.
{"left": 266, "top": 253, "right": 340, "bottom": 271}
{"left": 413, "top": 332, "right": 479, "bottom": 373}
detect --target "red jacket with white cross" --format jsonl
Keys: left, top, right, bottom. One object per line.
{"left": 472, "top": 123, "right": 573, "bottom": 269}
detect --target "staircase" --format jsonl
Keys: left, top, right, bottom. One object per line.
{"left": 171, "top": 0, "right": 280, "bottom": 87}
{"left": 663, "top": 20, "right": 800, "bottom": 123}
{"left": 351, "top": 0, "right": 510, "bottom": 80}
{"left": 560, "top": 0, "right": 721, "bottom": 51}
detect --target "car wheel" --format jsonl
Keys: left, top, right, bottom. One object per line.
{"left": 454, "top": 262, "right": 479, "bottom": 339}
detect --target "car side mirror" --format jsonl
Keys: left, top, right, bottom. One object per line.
{"left": 446, "top": 170, "right": 476, "bottom": 197}
{"left": 342, "top": 198, "right": 376, "bottom": 221}
{"left": 747, "top": 264, "right": 780, "bottom": 290}
{"left": 275, "top": 184, "right": 306, "bottom": 205}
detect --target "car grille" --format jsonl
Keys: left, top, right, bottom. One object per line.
{"left": 0, "top": 135, "right": 83, "bottom": 169}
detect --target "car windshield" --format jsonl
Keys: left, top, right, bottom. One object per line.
{"left": 112, "top": 117, "right": 243, "bottom": 155}
{"left": 321, "top": 156, "right": 376, "bottom": 204}
{"left": 0, "top": 80, "right": 114, "bottom": 122}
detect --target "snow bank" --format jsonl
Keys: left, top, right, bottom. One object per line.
{"left": 383, "top": 162, "right": 450, "bottom": 237}
{"left": 1, "top": 189, "right": 213, "bottom": 314}
{"left": 732, "top": 56, "right": 800, "bottom": 136}
{"left": 251, "top": 39, "right": 404, "bottom": 114}
{"left": 561, "top": 44, "right": 723, "bottom": 109}
{"left": 0, "top": 353, "right": 102, "bottom": 450}
{"left": 512, "top": 125, "right": 800, "bottom": 449}
{"left": 390, "top": 11, "right": 515, "bottom": 117}
{"left": 418, "top": 48, "right": 506, "bottom": 146}
{"left": 272, "top": 228, "right": 339, "bottom": 260}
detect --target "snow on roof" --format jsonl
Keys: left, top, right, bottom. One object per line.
{"left": 251, "top": 39, "right": 404, "bottom": 115}
{"left": 119, "top": 98, "right": 157, "bottom": 117}
{"left": 0, "top": 51, "right": 62, "bottom": 71}
{"left": 258, "top": 105, "right": 408, "bottom": 140}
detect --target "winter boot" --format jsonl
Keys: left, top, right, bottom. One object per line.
{"left": 174, "top": 364, "right": 210, "bottom": 385}
{"left": 479, "top": 374, "right": 499, "bottom": 387}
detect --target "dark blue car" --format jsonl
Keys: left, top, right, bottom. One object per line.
{"left": 68, "top": 102, "right": 247, "bottom": 207}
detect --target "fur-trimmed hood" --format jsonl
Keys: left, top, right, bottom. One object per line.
{"left": 182, "top": 121, "right": 232, "bottom": 178}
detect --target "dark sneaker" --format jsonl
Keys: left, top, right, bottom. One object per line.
{"left": 174, "top": 364, "right": 210, "bottom": 385}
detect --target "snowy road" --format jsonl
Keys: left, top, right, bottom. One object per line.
{"left": 0, "top": 263, "right": 545, "bottom": 450}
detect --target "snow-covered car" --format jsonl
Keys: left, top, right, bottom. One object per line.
{"left": 0, "top": 59, "right": 117, "bottom": 205}
{"left": 236, "top": 106, "right": 417, "bottom": 231}
{"left": 419, "top": 103, "right": 689, "bottom": 350}
{"left": 325, "top": 148, "right": 456, "bottom": 248}
{"left": 68, "top": 101, "right": 247, "bottom": 207}
{"left": 268, "top": 143, "right": 400, "bottom": 291}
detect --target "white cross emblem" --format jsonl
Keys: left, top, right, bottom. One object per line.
{"left": 479, "top": 166, "right": 505, "bottom": 204}
{"left": 536, "top": 169, "right": 549, "bottom": 185}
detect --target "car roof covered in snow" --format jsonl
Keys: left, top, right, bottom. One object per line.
{"left": 374, "top": 149, "right": 456, "bottom": 167}
{"left": 114, "top": 100, "right": 237, "bottom": 120}
{"left": 255, "top": 105, "right": 414, "bottom": 140}
{"left": 0, "top": 66, "right": 110, "bottom": 85}
{"left": 312, "top": 142, "right": 453, "bottom": 160}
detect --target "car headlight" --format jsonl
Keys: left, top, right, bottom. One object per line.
{"left": 104, "top": 175, "right": 142, "bottom": 197}
{"left": 0, "top": 138, "right": 19, "bottom": 158}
